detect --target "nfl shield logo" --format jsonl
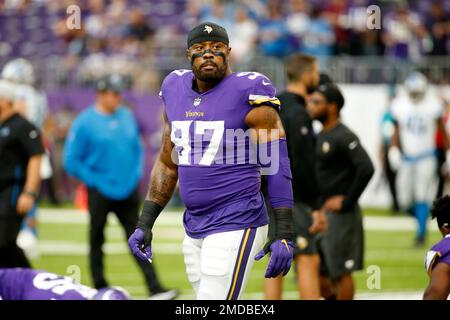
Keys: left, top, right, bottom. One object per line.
{"left": 193, "top": 97, "right": 202, "bottom": 107}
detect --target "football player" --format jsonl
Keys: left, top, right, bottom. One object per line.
{"left": 389, "top": 72, "right": 449, "bottom": 246}
{"left": 423, "top": 195, "right": 450, "bottom": 300}
{"left": 128, "top": 22, "right": 295, "bottom": 300}
{"left": 0, "top": 268, "right": 130, "bottom": 300}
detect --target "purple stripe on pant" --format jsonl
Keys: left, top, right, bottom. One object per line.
{"left": 226, "top": 227, "right": 257, "bottom": 300}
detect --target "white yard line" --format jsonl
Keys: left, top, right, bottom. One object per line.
{"left": 38, "top": 241, "right": 182, "bottom": 255}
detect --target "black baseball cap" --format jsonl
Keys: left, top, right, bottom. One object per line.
{"left": 96, "top": 74, "right": 125, "bottom": 93}
{"left": 187, "top": 22, "right": 229, "bottom": 48}
{"left": 319, "top": 73, "right": 333, "bottom": 85}
{"left": 315, "top": 83, "right": 345, "bottom": 110}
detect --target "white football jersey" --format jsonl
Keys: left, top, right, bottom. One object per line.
{"left": 392, "top": 88, "right": 443, "bottom": 157}
{"left": 14, "top": 83, "right": 48, "bottom": 129}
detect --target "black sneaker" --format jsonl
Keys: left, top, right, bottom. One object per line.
{"left": 414, "top": 236, "right": 426, "bottom": 248}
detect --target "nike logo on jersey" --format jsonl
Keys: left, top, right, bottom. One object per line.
{"left": 262, "top": 80, "right": 271, "bottom": 86}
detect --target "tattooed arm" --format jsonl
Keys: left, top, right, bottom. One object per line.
{"left": 128, "top": 111, "right": 178, "bottom": 262}
{"left": 146, "top": 111, "right": 178, "bottom": 206}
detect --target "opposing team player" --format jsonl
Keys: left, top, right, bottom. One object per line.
{"left": 389, "top": 72, "right": 449, "bottom": 246}
{"left": 423, "top": 195, "right": 450, "bottom": 300}
{"left": 0, "top": 268, "right": 130, "bottom": 300}
{"left": 128, "top": 22, "right": 295, "bottom": 300}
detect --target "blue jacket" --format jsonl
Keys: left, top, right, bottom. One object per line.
{"left": 63, "top": 106, "right": 143, "bottom": 200}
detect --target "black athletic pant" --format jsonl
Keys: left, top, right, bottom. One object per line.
{"left": 383, "top": 148, "right": 399, "bottom": 212}
{"left": 436, "top": 148, "right": 446, "bottom": 198}
{"left": 0, "top": 185, "right": 31, "bottom": 268}
{"left": 87, "top": 187, "right": 164, "bottom": 295}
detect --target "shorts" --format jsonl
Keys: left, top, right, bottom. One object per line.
{"left": 319, "top": 205, "right": 364, "bottom": 280}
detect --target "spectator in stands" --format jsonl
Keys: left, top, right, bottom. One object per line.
{"left": 300, "top": 6, "right": 334, "bottom": 65}
{"left": 105, "top": 0, "right": 128, "bottom": 53}
{"left": 123, "top": 8, "right": 154, "bottom": 42}
{"left": 382, "top": 4, "right": 430, "bottom": 60}
{"left": 181, "top": 0, "right": 202, "bottom": 32}
{"left": 229, "top": 6, "right": 258, "bottom": 63}
{"left": 200, "top": 0, "right": 235, "bottom": 32}
{"left": 286, "top": 0, "right": 310, "bottom": 49}
{"left": 84, "top": 0, "right": 108, "bottom": 39}
{"left": 258, "top": 0, "right": 294, "bottom": 58}
{"left": 322, "top": 0, "right": 349, "bottom": 55}
{"left": 346, "top": 0, "right": 383, "bottom": 56}
{"left": 424, "top": 1, "right": 449, "bottom": 56}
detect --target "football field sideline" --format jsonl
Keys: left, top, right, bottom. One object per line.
{"left": 32, "top": 208, "right": 442, "bottom": 300}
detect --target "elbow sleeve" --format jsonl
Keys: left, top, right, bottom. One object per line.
{"left": 264, "top": 139, "right": 294, "bottom": 209}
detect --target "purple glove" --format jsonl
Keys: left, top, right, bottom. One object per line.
{"left": 128, "top": 228, "right": 153, "bottom": 263}
{"left": 255, "top": 239, "right": 294, "bottom": 278}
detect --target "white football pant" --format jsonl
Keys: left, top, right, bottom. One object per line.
{"left": 182, "top": 225, "right": 268, "bottom": 300}
{"left": 396, "top": 156, "right": 437, "bottom": 209}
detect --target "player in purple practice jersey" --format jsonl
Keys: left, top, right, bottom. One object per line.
{"left": 423, "top": 195, "right": 450, "bottom": 300}
{"left": 0, "top": 268, "right": 130, "bottom": 300}
{"left": 128, "top": 22, "right": 295, "bottom": 299}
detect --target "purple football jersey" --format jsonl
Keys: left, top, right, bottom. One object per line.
{"left": 0, "top": 268, "right": 95, "bottom": 300}
{"left": 425, "top": 235, "right": 450, "bottom": 275}
{"left": 160, "top": 70, "right": 280, "bottom": 238}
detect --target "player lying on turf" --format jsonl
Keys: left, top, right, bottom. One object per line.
{"left": 423, "top": 195, "right": 450, "bottom": 300}
{"left": 128, "top": 22, "right": 295, "bottom": 300}
{"left": 0, "top": 268, "right": 130, "bottom": 300}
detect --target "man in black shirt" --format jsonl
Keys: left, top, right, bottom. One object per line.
{"left": 0, "top": 80, "right": 44, "bottom": 268}
{"left": 307, "top": 83, "right": 374, "bottom": 300}
{"left": 264, "top": 54, "right": 327, "bottom": 300}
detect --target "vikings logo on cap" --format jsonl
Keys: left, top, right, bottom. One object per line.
{"left": 204, "top": 25, "right": 213, "bottom": 34}
{"left": 187, "top": 22, "right": 229, "bottom": 48}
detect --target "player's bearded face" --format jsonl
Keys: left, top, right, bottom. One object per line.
{"left": 307, "top": 92, "right": 328, "bottom": 122}
{"left": 189, "top": 42, "right": 229, "bottom": 82}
